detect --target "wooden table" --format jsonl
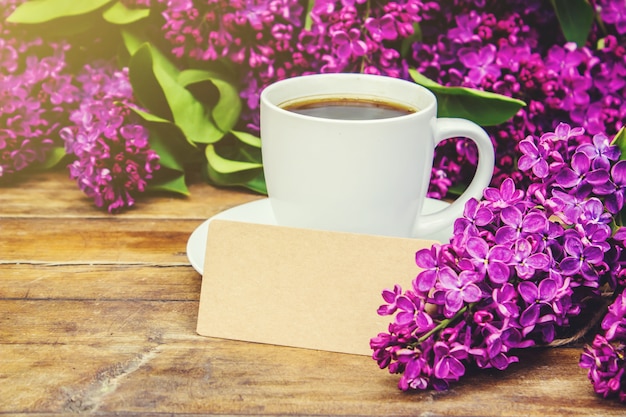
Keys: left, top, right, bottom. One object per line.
{"left": 1, "top": 170, "right": 624, "bottom": 416}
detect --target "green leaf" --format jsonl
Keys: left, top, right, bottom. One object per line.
{"left": 134, "top": 44, "right": 224, "bottom": 145}
{"left": 611, "top": 126, "right": 626, "bottom": 159}
{"left": 121, "top": 28, "right": 146, "bottom": 56}
{"left": 610, "top": 126, "right": 626, "bottom": 227}
{"left": 138, "top": 115, "right": 193, "bottom": 196}
{"left": 230, "top": 130, "right": 262, "bottom": 164}
{"left": 231, "top": 130, "right": 261, "bottom": 149}
{"left": 304, "top": 0, "right": 315, "bottom": 30}
{"left": 550, "top": 0, "right": 595, "bottom": 47}
{"left": 242, "top": 175, "right": 267, "bottom": 194}
{"left": 7, "top": 0, "right": 113, "bottom": 23}
{"left": 177, "top": 68, "right": 226, "bottom": 86}
{"left": 205, "top": 145, "right": 265, "bottom": 193}
{"left": 400, "top": 22, "right": 422, "bottom": 58}
{"left": 38, "top": 146, "right": 67, "bottom": 170}
{"left": 147, "top": 168, "right": 190, "bottom": 196}
{"left": 151, "top": 137, "right": 186, "bottom": 172}
{"left": 129, "top": 105, "right": 176, "bottom": 125}
{"left": 121, "top": 29, "right": 180, "bottom": 77}
{"left": 129, "top": 106, "right": 198, "bottom": 168}
{"left": 208, "top": 78, "right": 241, "bottom": 132}
{"left": 409, "top": 69, "right": 526, "bottom": 126}
{"left": 178, "top": 69, "right": 242, "bottom": 133}
{"left": 205, "top": 145, "right": 262, "bottom": 174}
{"left": 17, "top": 15, "right": 97, "bottom": 37}
{"left": 102, "top": 1, "right": 149, "bottom": 25}
{"left": 128, "top": 44, "right": 173, "bottom": 121}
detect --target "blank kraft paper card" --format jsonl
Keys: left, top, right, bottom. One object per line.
{"left": 196, "top": 219, "right": 437, "bottom": 356}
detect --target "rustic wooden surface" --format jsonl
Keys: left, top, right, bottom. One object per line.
{"left": 1, "top": 170, "right": 625, "bottom": 416}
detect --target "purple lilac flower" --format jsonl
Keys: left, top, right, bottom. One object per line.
{"left": 482, "top": 177, "right": 525, "bottom": 209}
{"left": 59, "top": 64, "right": 159, "bottom": 213}
{"left": 401, "top": 0, "right": 626, "bottom": 198}
{"left": 555, "top": 152, "right": 610, "bottom": 189}
{"left": 157, "top": 0, "right": 313, "bottom": 131}
{"left": 509, "top": 238, "right": 550, "bottom": 279}
{"left": 597, "top": 0, "right": 626, "bottom": 35}
{"left": 603, "top": 292, "right": 626, "bottom": 341}
{"left": 373, "top": 123, "right": 626, "bottom": 392}
{"left": 154, "top": 0, "right": 626, "bottom": 196}
{"left": 580, "top": 335, "right": 626, "bottom": 401}
{"left": 577, "top": 132, "right": 621, "bottom": 170}
{"left": 465, "top": 236, "right": 512, "bottom": 284}
{"left": 580, "top": 291, "right": 626, "bottom": 402}
{"left": 157, "top": 0, "right": 426, "bottom": 132}
{"left": 432, "top": 268, "right": 481, "bottom": 316}
{"left": 517, "top": 137, "right": 550, "bottom": 178}
{"left": 518, "top": 278, "right": 558, "bottom": 333}
{"left": 601, "top": 160, "right": 626, "bottom": 214}
{"left": 1, "top": 0, "right": 159, "bottom": 212}
{"left": 458, "top": 44, "right": 501, "bottom": 86}
{"left": 0, "top": 2, "right": 78, "bottom": 178}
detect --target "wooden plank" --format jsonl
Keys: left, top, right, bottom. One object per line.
{"left": 0, "top": 300, "right": 199, "bottom": 345}
{"left": 2, "top": 165, "right": 625, "bottom": 416}
{"left": 2, "top": 340, "right": 622, "bottom": 415}
{"left": 0, "top": 343, "right": 148, "bottom": 413}
{"left": 1, "top": 298, "right": 199, "bottom": 413}
{"left": 1, "top": 297, "right": 624, "bottom": 416}
{"left": 0, "top": 218, "right": 199, "bottom": 264}
{"left": 0, "top": 264, "right": 200, "bottom": 301}
{"left": 0, "top": 170, "right": 263, "bottom": 219}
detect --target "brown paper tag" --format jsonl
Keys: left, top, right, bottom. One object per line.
{"left": 196, "top": 219, "right": 437, "bottom": 356}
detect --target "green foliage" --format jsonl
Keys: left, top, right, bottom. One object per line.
{"left": 178, "top": 69, "right": 242, "bottom": 134}
{"left": 38, "top": 146, "right": 67, "bottom": 170}
{"left": 205, "top": 143, "right": 265, "bottom": 193}
{"left": 6, "top": 0, "right": 265, "bottom": 196}
{"left": 10, "top": 0, "right": 581, "bottom": 201}
{"left": 6, "top": 0, "right": 114, "bottom": 23}
{"left": 304, "top": 0, "right": 316, "bottom": 30}
{"left": 127, "top": 107, "right": 194, "bottom": 196}
{"left": 122, "top": 30, "right": 263, "bottom": 193}
{"left": 550, "top": 0, "right": 595, "bottom": 47}
{"left": 133, "top": 45, "right": 222, "bottom": 144}
{"left": 400, "top": 22, "right": 422, "bottom": 58}
{"left": 611, "top": 127, "right": 626, "bottom": 226}
{"left": 611, "top": 126, "right": 626, "bottom": 156}
{"left": 7, "top": 0, "right": 151, "bottom": 26}
{"left": 103, "top": 1, "right": 150, "bottom": 25}
{"left": 409, "top": 70, "right": 526, "bottom": 126}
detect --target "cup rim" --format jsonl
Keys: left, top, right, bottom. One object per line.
{"left": 260, "top": 73, "right": 437, "bottom": 124}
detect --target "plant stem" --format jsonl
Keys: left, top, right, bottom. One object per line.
{"left": 417, "top": 305, "right": 469, "bottom": 344}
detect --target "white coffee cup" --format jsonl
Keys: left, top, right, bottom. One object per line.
{"left": 260, "top": 73, "right": 494, "bottom": 238}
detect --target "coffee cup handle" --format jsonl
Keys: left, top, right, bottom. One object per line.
{"left": 412, "top": 118, "right": 495, "bottom": 239}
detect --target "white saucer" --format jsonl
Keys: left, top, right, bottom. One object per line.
{"left": 186, "top": 198, "right": 454, "bottom": 274}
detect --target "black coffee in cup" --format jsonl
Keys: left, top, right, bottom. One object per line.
{"left": 282, "top": 97, "right": 416, "bottom": 120}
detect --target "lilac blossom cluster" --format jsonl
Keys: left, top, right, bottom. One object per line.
{"left": 407, "top": 0, "right": 626, "bottom": 197}
{"left": 156, "top": 0, "right": 435, "bottom": 131}
{"left": 154, "top": 0, "right": 626, "bottom": 197}
{"left": 580, "top": 291, "right": 626, "bottom": 402}
{"left": 156, "top": 0, "right": 303, "bottom": 130}
{"left": 371, "top": 123, "right": 626, "bottom": 393}
{"left": 59, "top": 64, "right": 160, "bottom": 213}
{"left": 1, "top": 0, "right": 160, "bottom": 212}
{"left": 0, "top": 0, "right": 78, "bottom": 177}
{"left": 294, "top": 0, "right": 432, "bottom": 77}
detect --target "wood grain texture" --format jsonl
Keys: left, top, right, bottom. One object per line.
{"left": 1, "top": 218, "right": 196, "bottom": 263}
{"left": 1, "top": 171, "right": 624, "bottom": 416}
{"left": 0, "top": 169, "right": 262, "bottom": 219}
